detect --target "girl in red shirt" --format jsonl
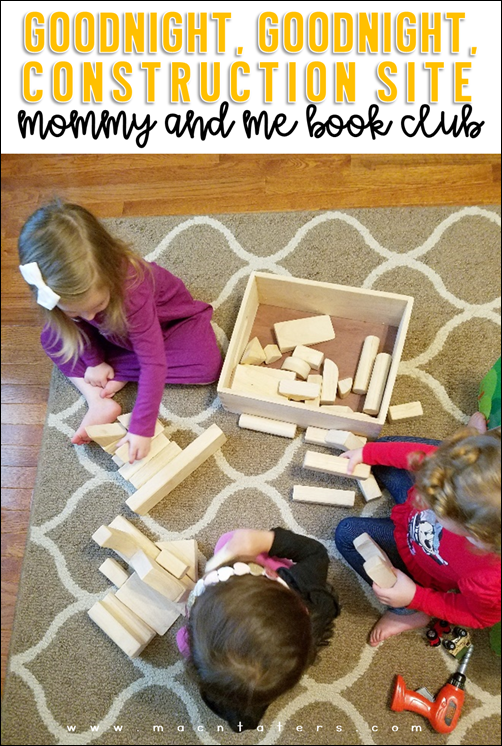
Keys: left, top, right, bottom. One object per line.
{"left": 334, "top": 418, "right": 500, "bottom": 646}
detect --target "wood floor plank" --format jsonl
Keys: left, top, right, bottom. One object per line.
{"left": 1, "top": 489, "right": 33, "bottom": 510}
{"left": 1, "top": 404, "right": 47, "bottom": 425}
{"left": 1, "top": 467, "right": 38, "bottom": 490}
{"left": 1, "top": 446, "right": 41, "bottom": 467}
{"left": 1, "top": 363, "right": 53, "bottom": 385}
{"left": 1, "top": 386, "right": 50, "bottom": 405}
{"left": 1, "top": 509, "right": 31, "bottom": 533}
{"left": 1, "top": 425, "right": 44, "bottom": 447}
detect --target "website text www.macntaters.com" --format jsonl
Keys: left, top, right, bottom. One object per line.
{"left": 65, "top": 721, "right": 424, "bottom": 735}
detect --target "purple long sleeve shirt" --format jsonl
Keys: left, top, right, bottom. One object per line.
{"left": 82, "top": 262, "right": 213, "bottom": 437}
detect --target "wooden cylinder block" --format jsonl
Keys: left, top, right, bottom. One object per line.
{"left": 239, "top": 413, "right": 297, "bottom": 438}
{"left": 353, "top": 336, "right": 380, "bottom": 395}
{"left": 281, "top": 356, "right": 311, "bottom": 380}
{"left": 363, "top": 353, "right": 392, "bottom": 416}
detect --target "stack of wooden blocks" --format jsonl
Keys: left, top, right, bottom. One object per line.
{"left": 85, "top": 414, "right": 227, "bottom": 515}
{"left": 88, "top": 515, "right": 198, "bottom": 657}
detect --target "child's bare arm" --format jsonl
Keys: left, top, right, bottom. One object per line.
{"left": 205, "top": 530, "right": 274, "bottom": 573}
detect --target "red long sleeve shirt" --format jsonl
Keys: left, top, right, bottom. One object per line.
{"left": 363, "top": 440, "right": 501, "bottom": 628}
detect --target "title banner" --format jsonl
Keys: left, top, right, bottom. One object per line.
{"left": 2, "top": 1, "right": 500, "bottom": 152}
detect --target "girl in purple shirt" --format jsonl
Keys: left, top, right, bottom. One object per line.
{"left": 18, "top": 200, "right": 222, "bottom": 462}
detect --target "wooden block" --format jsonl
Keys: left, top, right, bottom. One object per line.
{"left": 231, "top": 364, "right": 296, "bottom": 402}
{"left": 353, "top": 533, "right": 390, "bottom": 562}
{"left": 320, "top": 405, "right": 353, "bottom": 414}
{"left": 156, "top": 548, "right": 189, "bottom": 579}
{"left": 108, "top": 516, "right": 160, "bottom": 560}
{"left": 92, "top": 526, "right": 141, "bottom": 562}
{"left": 281, "top": 356, "right": 311, "bottom": 380}
{"left": 304, "top": 426, "right": 330, "bottom": 446}
{"left": 304, "top": 374, "right": 322, "bottom": 408}
{"left": 238, "top": 413, "right": 297, "bottom": 438}
{"left": 321, "top": 359, "right": 339, "bottom": 405}
{"left": 102, "top": 591, "right": 156, "bottom": 644}
{"left": 363, "top": 555, "right": 397, "bottom": 588}
{"left": 129, "top": 441, "right": 183, "bottom": 489}
{"left": 102, "top": 438, "right": 124, "bottom": 455}
{"left": 274, "top": 315, "right": 335, "bottom": 353}
{"left": 117, "top": 433, "right": 171, "bottom": 478}
{"left": 292, "top": 485, "right": 355, "bottom": 506}
{"left": 99, "top": 558, "right": 130, "bottom": 588}
{"left": 353, "top": 336, "right": 380, "bottom": 395}
{"left": 303, "top": 450, "right": 371, "bottom": 480}
{"left": 88, "top": 597, "right": 154, "bottom": 658}
{"left": 292, "top": 345, "right": 325, "bottom": 370}
{"left": 129, "top": 550, "right": 186, "bottom": 601}
{"left": 263, "top": 344, "right": 282, "bottom": 364}
{"left": 363, "top": 353, "right": 392, "bottom": 416}
{"left": 85, "top": 423, "right": 126, "bottom": 447}
{"left": 358, "top": 475, "right": 382, "bottom": 502}
{"left": 337, "top": 377, "right": 353, "bottom": 399}
{"left": 278, "top": 379, "right": 320, "bottom": 402}
{"left": 388, "top": 401, "right": 424, "bottom": 422}
{"left": 126, "top": 424, "right": 227, "bottom": 515}
{"left": 116, "top": 572, "right": 181, "bottom": 635}
{"left": 117, "top": 413, "right": 165, "bottom": 437}
{"left": 240, "top": 336, "right": 266, "bottom": 365}
{"left": 325, "top": 430, "right": 368, "bottom": 451}
{"left": 157, "top": 539, "right": 198, "bottom": 582}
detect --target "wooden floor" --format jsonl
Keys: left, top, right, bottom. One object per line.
{"left": 1, "top": 153, "right": 500, "bottom": 697}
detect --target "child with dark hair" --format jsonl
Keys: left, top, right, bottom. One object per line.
{"left": 177, "top": 527, "right": 340, "bottom": 732}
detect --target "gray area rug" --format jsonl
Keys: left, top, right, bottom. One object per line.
{"left": 2, "top": 206, "right": 501, "bottom": 746}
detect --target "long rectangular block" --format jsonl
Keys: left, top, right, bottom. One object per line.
{"left": 278, "top": 380, "right": 320, "bottom": 401}
{"left": 353, "top": 532, "right": 390, "bottom": 562}
{"left": 238, "top": 413, "right": 297, "bottom": 438}
{"left": 129, "top": 441, "right": 183, "bottom": 489}
{"left": 156, "top": 549, "right": 189, "bottom": 579}
{"left": 304, "top": 426, "right": 330, "bottom": 446}
{"left": 320, "top": 359, "right": 339, "bottom": 405}
{"left": 99, "top": 558, "right": 130, "bottom": 588}
{"left": 126, "top": 424, "right": 227, "bottom": 515}
{"left": 115, "top": 572, "right": 181, "bottom": 635}
{"left": 304, "top": 374, "right": 322, "bottom": 408}
{"left": 388, "top": 401, "right": 423, "bottom": 422}
{"left": 303, "top": 450, "right": 371, "bottom": 480}
{"left": 292, "top": 485, "right": 355, "bottom": 507}
{"left": 363, "top": 555, "right": 397, "bottom": 588}
{"left": 117, "top": 413, "right": 165, "bottom": 438}
{"left": 117, "top": 433, "right": 171, "bottom": 479}
{"left": 231, "top": 364, "right": 296, "bottom": 402}
{"left": 274, "top": 315, "right": 335, "bottom": 353}
{"left": 85, "top": 423, "right": 126, "bottom": 447}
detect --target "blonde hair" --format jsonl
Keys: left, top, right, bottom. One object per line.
{"left": 18, "top": 200, "right": 149, "bottom": 363}
{"left": 410, "top": 427, "right": 501, "bottom": 555}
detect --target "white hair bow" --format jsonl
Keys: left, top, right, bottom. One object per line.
{"left": 19, "top": 262, "right": 61, "bottom": 310}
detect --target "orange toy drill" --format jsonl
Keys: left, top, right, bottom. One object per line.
{"left": 391, "top": 645, "right": 473, "bottom": 734}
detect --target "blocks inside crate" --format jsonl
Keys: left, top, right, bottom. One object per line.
{"left": 217, "top": 272, "right": 413, "bottom": 438}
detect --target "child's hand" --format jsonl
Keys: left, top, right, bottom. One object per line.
{"left": 84, "top": 363, "right": 114, "bottom": 388}
{"left": 372, "top": 569, "right": 417, "bottom": 607}
{"left": 115, "top": 432, "right": 152, "bottom": 463}
{"left": 204, "top": 529, "right": 275, "bottom": 573}
{"left": 339, "top": 447, "right": 365, "bottom": 475}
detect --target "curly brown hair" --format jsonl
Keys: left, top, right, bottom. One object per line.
{"left": 409, "top": 427, "right": 501, "bottom": 554}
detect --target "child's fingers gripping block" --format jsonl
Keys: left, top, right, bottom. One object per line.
{"left": 363, "top": 555, "right": 397, "bottom": 588}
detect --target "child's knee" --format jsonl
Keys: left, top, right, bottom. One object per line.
{"left": 334, "top": 518, "right": 357, "bottom": 551}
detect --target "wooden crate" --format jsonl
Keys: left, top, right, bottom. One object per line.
{"left": 217, "top": 273, "right": 413, "bottom": 438}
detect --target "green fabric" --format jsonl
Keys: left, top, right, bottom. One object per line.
{"left": 478, "top": 357, "right": 501, "bottom": 428}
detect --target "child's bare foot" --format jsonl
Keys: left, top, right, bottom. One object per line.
{"left": 72, "top": 397, "right": 122, "bottom": 444}
{"left": 467, "top": 412, "right": 487, "bottom": 434}
{"left": 100, "top": 380, "right": 127, "bottom": 399}
{"left": 369, "top": 610, "right": 431, "bottom": 647}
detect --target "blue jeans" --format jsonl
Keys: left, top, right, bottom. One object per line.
{"left": 334, "top": 436, "right": 440, "bottom": 614}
